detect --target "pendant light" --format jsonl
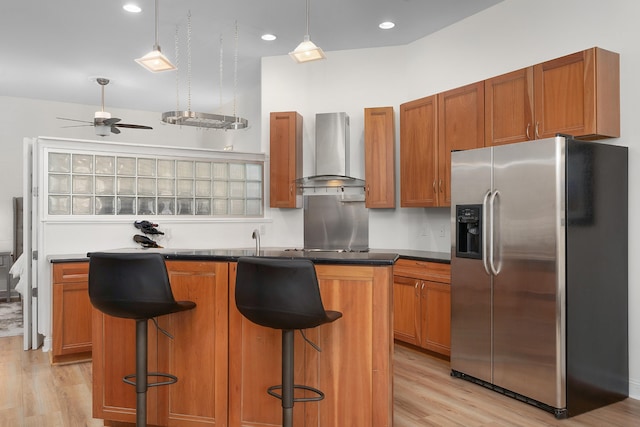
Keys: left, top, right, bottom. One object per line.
{"left": 289, "top": 0, "right": 326, "bottom": 63}
{"left": 135, "top": 0, "right": 176, "bottom": 72}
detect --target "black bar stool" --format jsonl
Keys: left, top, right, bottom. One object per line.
{"left": 235, "top": 257, "right": 342, "bottom": 427}
{"left": 88, "top": 252, "right": 196, "bottom": 427}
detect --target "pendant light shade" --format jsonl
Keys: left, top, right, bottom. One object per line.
{"left": 136, "top": 0, "right": 176, "bottom": 72}
{"left": 136, "top": 45, "right": 176, "bottom": 72}
{"left": 289, "top": 0, "right": 325, "bottom": 63}
{"left": 290, "top": 35, "right": 326, "bottom": 63}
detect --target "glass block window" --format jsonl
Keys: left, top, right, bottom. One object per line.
{"left": 46, "top": 151, "right": 264, "bottom": 217}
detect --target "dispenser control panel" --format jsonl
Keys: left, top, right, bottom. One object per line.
{"left": 456, "top": 204, "right": 482, "bottom": 259}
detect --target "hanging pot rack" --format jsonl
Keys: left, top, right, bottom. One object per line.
{"left": 162, "top": 15, "right": 248, "bottom": 130}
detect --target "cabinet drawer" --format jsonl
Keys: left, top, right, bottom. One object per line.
{"left": 394, "top": 259, "right": 450, "bottom": 283}
{"left": 52, "top": 262, "right": 89, "bottom": 283}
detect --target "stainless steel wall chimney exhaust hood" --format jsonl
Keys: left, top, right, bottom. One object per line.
{"left": 296, "top": 112, "right": 365, "bottom": 188}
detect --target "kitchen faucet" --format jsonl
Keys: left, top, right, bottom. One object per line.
{"left": 252, "top": 229, "right": 260, "bottom": 255}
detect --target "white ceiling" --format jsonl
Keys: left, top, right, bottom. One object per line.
{"left": 1, "top": 0, "right": 501, "bottom": 114}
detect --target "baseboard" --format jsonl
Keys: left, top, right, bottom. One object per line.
{"left": 629, "top": 377, "right": 640, "bottom": 400}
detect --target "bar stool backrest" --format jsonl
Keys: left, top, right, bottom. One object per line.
{"left": 235, "top": 257, "right": 340, "bottom": 330}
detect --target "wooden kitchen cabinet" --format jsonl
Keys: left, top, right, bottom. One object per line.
{"left": 92, "top": 261, "right": 229, "bottom": 427}
{"left": 485, "top": 47, "right": 619, "bottom": 145}
{"left": 437, "top": 81, "right": 485, "bottom": 206}
{"left": 229, "top": 262, "right": 393, "bottom": 427}
{"left": 534, "top": 47, "right": 619, "bottom": 140}
{"left": 485, "top": 67, "right": 534, "bottom": 146}
{"left": 270, "top": 111, "right": 303, "bottom": 208}
{"left": 400, "top": 82, "right": 483, "bottom": 208}
{"left": 393, "top": 259, "right": 451, "bottom": 357}
{"left": 400, "top": 95, "right": 438, "bottom": 207}
{"left": 364, "top": 106, "right": 396, "bottom": 208}
{"left": 52, "top": 261, "right": 92, "bottom": 364}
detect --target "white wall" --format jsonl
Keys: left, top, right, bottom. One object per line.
{"left": 0, "top": 88, "right": 262, "bottom": 252}
{"left": 261, "top": 0, "right": 640, "bottom": 398}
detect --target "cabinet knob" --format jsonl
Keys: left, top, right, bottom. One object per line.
{"left": 526, "top": 123, "right": 531, "bottom": 140}
{"left": 535, "top": 121, "right": 540, "bottom": 139}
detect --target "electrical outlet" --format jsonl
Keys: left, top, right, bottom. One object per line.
{"left": 439, "top": 225, "right": 446, "bottom": 238}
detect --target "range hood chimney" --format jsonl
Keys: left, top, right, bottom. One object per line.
{"left": 297, "top": 112, "right": 364, "bottom": 188}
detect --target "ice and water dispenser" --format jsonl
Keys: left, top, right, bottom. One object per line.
{"left": 455, "top": 205, "right": 482, "bottom": 259}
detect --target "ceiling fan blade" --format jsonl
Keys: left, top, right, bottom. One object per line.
{"left": 102, "top": 117, "right": 121, "bottom": 126}
{"left": 115, "top": 123, "right": 153, "bottom": 130}
{"left": 60, "top": 124, "right": 93, "bottom": 129}
{"left": 57, "top": 117, "right": 93, "bottom": 124}
{"left": 110, "top": 126, "right": 121, "bottom": 135}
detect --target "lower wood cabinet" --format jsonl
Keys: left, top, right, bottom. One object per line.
{"left": 393, "top": 259, "right": 451, "bottom": 357}
{"left": 52, "top": 261, "right": 92, "bottom": 363}
{"left": 92, "top": 260, "right": 394, "bottom": 427}
{"left": 228, "top": 262, "right": 394, "bottom": 427}
{"left": 92, "top": 261, "right": 229, "bottom": 427}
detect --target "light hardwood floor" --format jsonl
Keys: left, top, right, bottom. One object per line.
{"left": 1, "top": 335, "right": 639, "bottom": 426}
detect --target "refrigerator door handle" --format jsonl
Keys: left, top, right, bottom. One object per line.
{"left": 489, "top": 190, "right": 500, "bottom": 276}
{"left": 482, "top": 189, "right": 491, "bottom": 275}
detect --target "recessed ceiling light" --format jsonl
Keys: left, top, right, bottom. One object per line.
{"left": 123, "top": 4, "right": 142, "bottom": 13}
{"left": 261, "top": 34, "right": 277, "bottom": 41}
{"left": 379, "top": 21, "right": 395, "bottom": 30}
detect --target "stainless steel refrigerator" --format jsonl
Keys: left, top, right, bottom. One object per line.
{"left": 450, "top": 135, "right": 628, "bottom": 418}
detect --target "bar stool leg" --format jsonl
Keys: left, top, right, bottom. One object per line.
{"left": 136, "top": 319, "right": 148, "bottom": 427}
{"left": 282, "top": 329, "right": 294, "bottom": 427}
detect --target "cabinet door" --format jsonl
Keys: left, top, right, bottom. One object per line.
{"left": 159, "top": 261, "right": 229, "bottom": 427}
{"left": 92, "top": 309, "right": 160, "bottom": 424}
{"left": 364, "top": 107, "right": 395, "bottom": 208}
{"left": 400, "top": 95, "right": 438, "bottom": 207}
{"left": 270, "top": 112, "right": 303, "bottom": 208}
{"left": 228, "top": 263, "right": 301, "bottom": 427}
{"left": 229, "top": 263, "right": 393, "bottom": 427}
{"left": 485, "top": 68, "right": 534, "bottom": 146}
{"left": 534, "top": 47, "right": 619, "bottom": 140}
{"left": 422, "top": 281, "right": 451, "bottom": 356}
{"left": 52, "top": 262, "right": 92, "bottom": 362}
{"left": 438, "top": 81, "right": 485, "bottom": 207}
{"left": 392, "top": 275, "right": 422, "bottom": 346}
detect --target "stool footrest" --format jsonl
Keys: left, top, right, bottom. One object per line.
{"left": 123, "top": 372, "right": 178, "bottom": 388}
{"left": 267, "top": 384, "right": 325, "bottom": 402}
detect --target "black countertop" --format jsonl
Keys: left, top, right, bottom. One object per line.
{"left": 50, "top": 248, "right": 451, "bottom": 266}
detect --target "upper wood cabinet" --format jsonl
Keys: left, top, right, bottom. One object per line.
{"left": 269, "top": 112, "right": 303, "bottom": 208}
{"left": 438, "top": 82, "right": 485, "bottom": 206}
{"left": 400, "top": 82, "right": 484, "bottom": 208}
{"left": 364, "top": 107, "right": 396, "bottom": 208}
{"left": 534, "top": 47, "right": 619, "bottom": 140}
{"left": 485, "top": 47, "right": 620, "bottom": 145}
{"left": 400, "top": 95, "right": 438, "bottom": 207}
{"left": 485, "top": 67, "right": 534, "bottom": 146}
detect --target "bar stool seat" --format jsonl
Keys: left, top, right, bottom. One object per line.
{"left": 88, "top": 252, "right": 196, "bottom": 427}
{"left": 235, "top": 256, "right": 342, "bottom": 427}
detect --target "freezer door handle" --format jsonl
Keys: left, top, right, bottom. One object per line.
{"left": 489, "top": 190, "right": 500, "bottom": 276}
{"left": 482, "top": 190, "right": 491, "bottom": 275}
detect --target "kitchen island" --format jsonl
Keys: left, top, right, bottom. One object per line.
{"left": 85, "top": 248, "right": 404, "bottom": 427}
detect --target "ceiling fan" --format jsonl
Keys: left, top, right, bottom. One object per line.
{"left": 57, "top": 77, "right": 153, "bottom": 136}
